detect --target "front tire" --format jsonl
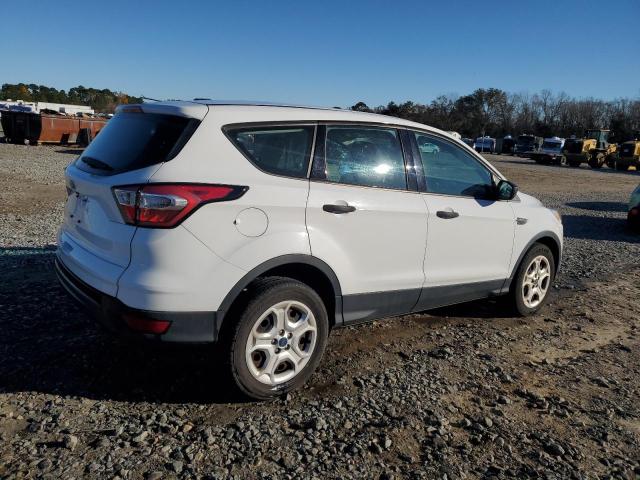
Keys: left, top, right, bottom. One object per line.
{"left": 588, "top": 153, "right": 605, "bottom": 169}
{"left": 510, "top": 243, "right": 555, "bottom": 316}
{"left": 226, "top": 277, "right": 329, "bottom": 400}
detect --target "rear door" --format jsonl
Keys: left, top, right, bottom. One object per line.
{"left": 58, "top": 104, "right": 207, "bottom": 294}
{"left": 305, "top": 125, "right": 428, "bottom": 323}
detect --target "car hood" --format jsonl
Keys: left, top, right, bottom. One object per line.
{"left": 517, "top": 192, "right": 543, "bottom": 207}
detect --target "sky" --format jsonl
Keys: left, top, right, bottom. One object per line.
{"left": 2, "top": 0, "right": 639, "bottom": 108}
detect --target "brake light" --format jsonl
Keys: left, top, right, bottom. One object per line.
{"left": 113, "top": 183, "right": 248, "bottom": 228}
{"left": 121, "top": 106, "right": 144, "bottom": 114}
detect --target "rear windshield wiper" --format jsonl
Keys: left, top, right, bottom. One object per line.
{"left": 80, "top": 156, "right": 113, "bottom": 171}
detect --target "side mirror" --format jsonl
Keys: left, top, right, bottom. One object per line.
{"left": 496, "top": 179, "right": 518, "bottom": 200}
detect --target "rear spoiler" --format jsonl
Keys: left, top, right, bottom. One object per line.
{"left": 115, "top": 101, "right": 208, "bottom": 120}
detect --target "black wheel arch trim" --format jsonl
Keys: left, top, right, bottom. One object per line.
{"left": 502, "top": 231, "right": 562, "bottom": 292}
{"left": 216, "top": 254, "right": 344, "bottom": 333}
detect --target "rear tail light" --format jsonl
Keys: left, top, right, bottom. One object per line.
{"left": 113, "top": 183, "right": 248, "bottom": 228}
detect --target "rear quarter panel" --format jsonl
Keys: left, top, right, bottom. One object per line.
{"left": 147, "top": 110, "right": 312, "bottom": 272}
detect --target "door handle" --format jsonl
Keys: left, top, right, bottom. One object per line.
{"left": 436, "top": 209, "right": 459, "bottom": 219}
{"left": 323, "top": 203, "right": 356, "bottom": 214}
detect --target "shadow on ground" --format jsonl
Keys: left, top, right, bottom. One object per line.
{"left": 55, "top": 148, "right": 84, "bottom": 155}
{"left": 562, "top": 215, "right": 639, "bottom": 243}
{"left": 566, "top": 201, "right": 628, "bottom": 213}
{"left": 0, "top": 247, "right": 242, "bottom": 405}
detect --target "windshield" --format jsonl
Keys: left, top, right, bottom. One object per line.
{"left": 585, "top": 131, "right": 597, "bottom": 139}
{"left": 542, "top": 141, "right": 561, "bottom": 149}
{"left": 76, "top": 112, "right": 199, "bottom": 175}
{"left": 517, "top": 136, "right": 534, "bottom": 145}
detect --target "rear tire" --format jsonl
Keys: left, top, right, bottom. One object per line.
{"left": 225, "top": 277, "right": 329, "bottom": 400}
{"left": 615, "top": 161, "right": 628, "bottom": 171}
{"left": 508, "top": 243, "right": 555, "bottom": 316}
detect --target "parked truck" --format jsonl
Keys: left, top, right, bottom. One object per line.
{"left": 613, "top": 132, "right": 640, "bottom": 171}
{"left": 530, "top": 137, "right": 565, "bottom": 165}
{"left": 499, "top": 135, "right": 516, "bottom": 154}
{"left": 474, "top": 136, "right": 496, "bottom": 153}
{"left": 514, "top": 134, "right": 543, "bottom": 157}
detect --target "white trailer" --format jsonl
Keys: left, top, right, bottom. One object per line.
{"left": 0, "top": 100, "right": 94, "bottom": 115}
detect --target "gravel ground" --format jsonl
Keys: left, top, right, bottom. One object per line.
{"left": 0, "top": 143, "right": 75, "bottom": 247}
{"left": 1, "top": 144, "right": 639, "bottom": 479}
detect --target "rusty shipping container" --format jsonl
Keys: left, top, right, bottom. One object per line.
{"left": 0, "top": 110, "right": 107, "bottom": 145}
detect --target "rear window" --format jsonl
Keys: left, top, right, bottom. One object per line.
{"left": 76, "top": 112, "right": 199, "bottom": 175}
{"left": 225, "top": 125, "right": 314, "bottom": 178}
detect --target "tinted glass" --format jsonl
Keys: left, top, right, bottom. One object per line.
{"left": 76, "top": 112, "right": 197, "bottom": 175}
{"left": 413, "top": 132, "right": 494, "bottom": 197}
{"left": 324, "top": 126, "right": 406, "bottom": 190}
{"left": 228, "top": 126, "right": 314, "bottom": 178}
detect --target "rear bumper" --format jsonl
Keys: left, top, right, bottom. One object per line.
{"left": 55, "top": 257, "right": 218, "bottom": 343}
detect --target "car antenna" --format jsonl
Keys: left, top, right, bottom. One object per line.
{"left": 141, "top": 96, "right": 162, "bottom": 102}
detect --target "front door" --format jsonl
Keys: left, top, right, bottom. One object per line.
{"left": 409, "top": 130, "right": 516, "bottom": 310}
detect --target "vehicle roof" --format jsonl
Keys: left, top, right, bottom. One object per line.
{"left": 192, "top": 99, "right": 336, "bottom": 109}
{"left": 130, "top": 100, "right": 454, "bottom": 137}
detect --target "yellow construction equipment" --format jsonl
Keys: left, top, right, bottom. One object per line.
{"left": 562, "top": 129, "right": 617, "bottom": 169}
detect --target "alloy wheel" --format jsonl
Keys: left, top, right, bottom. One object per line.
{"left": 244, "top": 301, "right": 317, "bottom": 386}
{"left": 521, "top": 255, "right": 551, "bottom": 308}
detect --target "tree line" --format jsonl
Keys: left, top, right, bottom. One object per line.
{"left": 0, "top": 83, "right": 143, "bottom": 113}
{"left": 351, "top": 88, "right": 640, "bottom": 142}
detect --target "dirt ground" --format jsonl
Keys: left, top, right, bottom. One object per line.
{"left": 0, "top": 145, "right": 639, "bottom": 479}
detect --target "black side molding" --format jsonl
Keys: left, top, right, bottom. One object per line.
{"left": 342, "top": 288, "right": 421, "bottom": 324}
{"left": 341, "top": 279, "right": 507, "bottom": 326}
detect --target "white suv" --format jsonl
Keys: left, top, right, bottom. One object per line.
{"left": 56, "top": 101, "right": 563, "bottom": 399}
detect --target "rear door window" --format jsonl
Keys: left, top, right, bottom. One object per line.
{"left": 226, "top": 126, "right": 314, "bottom": 178}
{"left": 322, "top": 126, "right": 407, "bottom": 190}
{"left": 76, "top": 112, "right": 199, "bottom": 175}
